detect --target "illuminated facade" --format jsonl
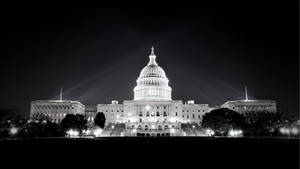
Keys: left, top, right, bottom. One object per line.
{"left": 30, "top": 100, "right": 85, "bottom": 123}
{"left": 221, "top": 100, "right": 277, "bottom": 114}
{"left": 221, "top": 86, "right": 276, "bottom": 114}
{"left": 96, "top": 47, "right": 208, "bottom": 136}
{"left": 30, "top": 47, "right": 277, "bottom": 136}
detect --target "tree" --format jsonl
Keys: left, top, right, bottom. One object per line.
{"left": 94, "top": 112, "right": 106, "bottom": 129}
{"left": 60, "top": 114, "right": 87, "bottom": 133}
{"left": 202, "top": 108, "right": 246, "bottom": 135}
{"left": 244, "top": 111, "right": 281, "bottom": 137}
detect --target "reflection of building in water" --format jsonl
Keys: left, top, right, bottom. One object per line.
{"left": 30, "top": 47, "right": 277, "bottom": 136}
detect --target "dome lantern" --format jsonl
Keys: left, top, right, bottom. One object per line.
{"left": 148, "top": 46, "right": 157, "bottom": 66}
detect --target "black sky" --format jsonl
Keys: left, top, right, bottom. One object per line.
{"left": 0, "top": 1, "right": 298, "bottom": 118}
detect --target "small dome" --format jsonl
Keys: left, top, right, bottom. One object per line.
{"left": 134, "top": 47, "right": 172, "bottom": 101}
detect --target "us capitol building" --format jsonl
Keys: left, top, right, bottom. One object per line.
{"left": 30, "top": 47, "right": 276, "bottom": 136}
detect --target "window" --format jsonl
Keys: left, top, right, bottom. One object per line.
{"left": 187, "top": 115, "right": 189, "bottom": 119}
{"left": 175, "top": 112, "right": 178, "bottom": 116}
{"left": 198, "top": 115, "right": 201, "bottom": 119}
{"left": 145, "top": 125, "right": 149, "bottom": 131}
{"left": 139, "top": 111, "right": 143, "bottom": 116}
{"left": 192, "top": 114, "right": 195, "bottom": 119}
{"left": 156, "top": 112, "right": 160, "bottom": 116}
{"left": 146, "top": 112, "right": 150, "bottom": 116}
{"left": 163, "top": 112, "right": 167, "bottom": 116}
{"left": 164, "top": 106, "right": 166, "bottom": 109}
{"left": 158, "top": 125, "right": 162, "bottom": 130}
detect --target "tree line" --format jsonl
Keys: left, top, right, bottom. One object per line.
{"left": 0, "top": 110, "right": 106, "bottom": 138}
{"left": 201, "top": 108, "right": 289, "bottom": 137}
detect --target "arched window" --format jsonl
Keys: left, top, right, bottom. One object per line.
{"left": 146, "top": 112, "right": 150, "bottom": 116}
{"left": 175, "top": 112, "right": 178, "bottom": 116}
{"left": 156, "top": 112, "right": 160, "bottom": 116}
{"left": 163, "top": 112, "right": 167, "bottom": 116}
{"left": 145, "top": 125, "right": 149, "bottom": 131}
{"left": 139, "top": 111, "right": 143, "bottom": 116}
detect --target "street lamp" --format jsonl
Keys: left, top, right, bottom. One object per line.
{"left": 93, "top": 128, "right": 103, "bottom": 137}
{"left": 206, "top": 129, "right": 215, "bottom": 137}
{"left": 9, "top": 127, "right": 18, "bottom": 136}
{"left": 228, "top": 129, "right": 243, "bottom": 137}
{"left": 66, "top": 129, "right": 79, "bottom": 138}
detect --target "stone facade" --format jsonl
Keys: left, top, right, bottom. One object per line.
{"left": 221, "top": 100, "right": 277, "bottom": 114}
{"left": 30, "top": 100, "right": 85, "bottom": 123}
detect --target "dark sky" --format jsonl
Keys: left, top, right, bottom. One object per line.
{"left": 0, "top": 1, "right": 298, "bottom": 118}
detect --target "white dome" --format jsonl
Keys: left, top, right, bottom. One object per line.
{"left": 134, "top": 47, "right": 172, "bottom": 101}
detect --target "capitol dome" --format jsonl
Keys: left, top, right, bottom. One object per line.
{"left": 134, "top": 47, "right": 172, "bottom": 101}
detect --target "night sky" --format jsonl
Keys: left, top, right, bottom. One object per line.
{"left": 0, "top": 1, "right": 298, "bottom": 118}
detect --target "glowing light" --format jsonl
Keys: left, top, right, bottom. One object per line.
{"left": 228, "top": 129, "right": 243, "bottom": 137}
{"left": 145, "top": 105, "right": 151, "bottom": 110}
{"left": 151, "top": 125, "right": 155, "bottom": 129}
{"left": 112, "top": 125, "right": 115, "bottom": 129}
{"left": 169, "top": 117, "right": 176, "bottom": 123}
{"left": 93, "top": 128, "right": 103, "bottom": 137}
{"left": 116, "top": 115, "right": 120, "bottom": 119}
{"left": 66, "top": 129, "right": 79, "bottom": 137}
{"left": 206, "top": 129, "right": 215, "bottom": 137}
{"left": 132, "top": 129, "right": 137, "bottom": 133}
{"left": 170, "top": 128, "right": 175, "bottom": 133}
{"left": 280, "top": 127, "right": 289, "bottom": 134}
{"left": 9, "top": 127, "right": 18, "bottom": 135}
{"left": 192, "top": 125, "right": 195, "bottom": 129}
{"left": 291, "top": 127, "right": 299, "bottom": 135}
